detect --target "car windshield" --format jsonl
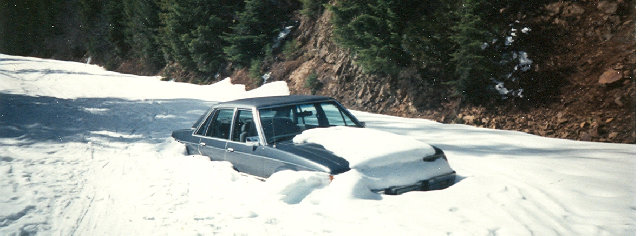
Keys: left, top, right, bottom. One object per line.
{"left": 259, "top": 101, "right": 359, "bottom": 143}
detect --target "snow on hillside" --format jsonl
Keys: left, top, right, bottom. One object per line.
{"left": 0, "top": 54, "right": 635, "bottom": 235}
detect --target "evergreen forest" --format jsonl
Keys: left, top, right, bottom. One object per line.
{"left": 0, "top": 0, "right": 579, "bottom": 102}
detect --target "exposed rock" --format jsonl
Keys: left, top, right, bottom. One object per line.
{"left": 598, "top": 69, "right": 623, "bottom": 84}
{"left": 545, "top": 2, "right": 563, "bottom": 16}
{"left": 563, "top": 4, "right": 585, "bottom": 17}
{"left": 557, "top": 117, "right": 568, "bottom": 124}
{"left": 580, "top": 121, "right": 588, "bottom": 128}
{"left": 597, "top": 1, "right": 619, "bottom": 14}
{"left": 589, "top": 122, "right": 601, "bottom": 137}
{"left": 614, "top": 96, "right": 624, "bottom": 107}
{"left": 579, "top": 131, "right": 592, "bottom": 141}
{"left": 462, "top": 115, "right": 475, "bottom": 124}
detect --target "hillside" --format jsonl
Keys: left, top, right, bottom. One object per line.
{"left": 232, "top": 0, "right": 636, "bottom": 143}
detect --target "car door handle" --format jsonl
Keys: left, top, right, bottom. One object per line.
{"left": 199, "top": 142, "right": 206, "bottom": 146}
{"left": 226, "top": 148, "right": 234, "bottom": 152}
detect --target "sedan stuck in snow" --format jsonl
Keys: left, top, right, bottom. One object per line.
{"left": 172, "top": 95, "right": 456, "bottom": 194}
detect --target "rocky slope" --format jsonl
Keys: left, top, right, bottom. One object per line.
{"left": 231, "top": 0, "right": 635, "bottom": 143}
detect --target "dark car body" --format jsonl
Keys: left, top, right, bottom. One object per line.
{"left": 172, "top": 95, "right": 455, "bottom": 194}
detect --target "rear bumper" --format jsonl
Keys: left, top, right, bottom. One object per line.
{"left": 379, "top": 171, "right": 457, "bottom": 195}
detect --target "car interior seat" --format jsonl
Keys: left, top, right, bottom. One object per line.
{"left": 239, "top": 121, "right": 250, "bottom": 142}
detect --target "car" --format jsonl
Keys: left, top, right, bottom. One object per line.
{"left": 171, "top": 95, "right": 456, "bottom": 194}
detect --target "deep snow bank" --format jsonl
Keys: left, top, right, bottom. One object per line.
{"left": 0, "top": 54, "right": 288, "bottom": 101}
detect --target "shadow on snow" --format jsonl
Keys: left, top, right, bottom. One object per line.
{"left": 0, "top": 93, "right": 211, "bottom": 145}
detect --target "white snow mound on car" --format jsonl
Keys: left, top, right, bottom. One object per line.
{"left": 292, "top": 126, "right": 435, "bottom": 169}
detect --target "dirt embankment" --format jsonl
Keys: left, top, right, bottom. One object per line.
{"left": 232, "top": 0, "right": 635, "bottom": 143}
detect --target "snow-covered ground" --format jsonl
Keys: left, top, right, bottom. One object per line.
{"left": 0, "top": 54, "right": 635, "bottom": 235}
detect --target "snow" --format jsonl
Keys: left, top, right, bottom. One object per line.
{"left": 0, "top": 54, "right": 636, "bottom": 235}
{"left": 293, "top": 126, "right": 435, "bottom": 169}
{"left": 0, "top": 54, "right": 288, "bottom": 101}
{"left": 292, "top": 126, "right": 454, "bottom": 191}
{"left": 505, "top": 36, "right": 515, "bottom": 46}
{"left": 515, "top": 51, "right": 533, "bottom": 72}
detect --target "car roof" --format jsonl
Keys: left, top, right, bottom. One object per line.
{"left": 214, "top": 95, "right": 335, "bottom": 109}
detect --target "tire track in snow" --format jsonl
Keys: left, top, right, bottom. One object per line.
{"left": 0, "top": 205, "right": 35, "bottom": 227}
{"left": 68, "top": 192, "right": 95, "bottom": 236}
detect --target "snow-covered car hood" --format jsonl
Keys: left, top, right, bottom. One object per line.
{"left": 292, "top": 126, "right": 454, "bottom": 193}
{"left": 293, "top": 126, "right": 436, "bottom": 169}
{"left": 271, "top": 142, "right": 350, "bottom": 174}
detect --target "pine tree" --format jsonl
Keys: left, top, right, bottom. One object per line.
{"left": 330, "top": 0, "right": 407, "bottom": 75}
{"left": 223, "top": 0, "right": 284, "bottom": 67}
{"left": 106, "top": 1, "right": 129, "bottom": 59}
{"left": 450, "top": 0, "right": 548, "bottom": 102}
{"left": 450, "top": 0, "right": 504, "bottom": 102}
{"left": 78, "top": 0, "right": 129, "bottom": 69}
{"left": 160, "top": 0, "right": 241, "bottom": 74}
{"left": 300, "top": 0, "right": 326, "bottom": 18}
{"left": 123, "top": 0, "right": 164, "bottom": 71}
{"left": 0, "top": 0, "right": 59, "bottom": 57}
{"left": 399, "top": 0, "right": 457, "bottom": 82}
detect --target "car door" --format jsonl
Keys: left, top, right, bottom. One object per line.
{"left": 225, "top": 109, "right": 282, "bottom": 178}
{"left": 197, "top": 108, "right": 234, "bottom": 161}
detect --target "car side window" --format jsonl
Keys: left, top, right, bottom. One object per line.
{"left": 232, "top": 110, "right": 258, "bottom": 143}
{"left": 259, "top": 106, "right": 302, "bottom": 143}
{"left": 296, "top": 104, "right": 319, "bottom": 126}
{"left": 205, "top": 108, "right": 234, "bottom": 139}
{"left": 192, "top": 110, "right": 209, "bottom": 129}
{"left": 195, "top": 110, "right": 216, "bottom": 136}
{"left": 320, "top": 102, "right": 356, "bottom": 126}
